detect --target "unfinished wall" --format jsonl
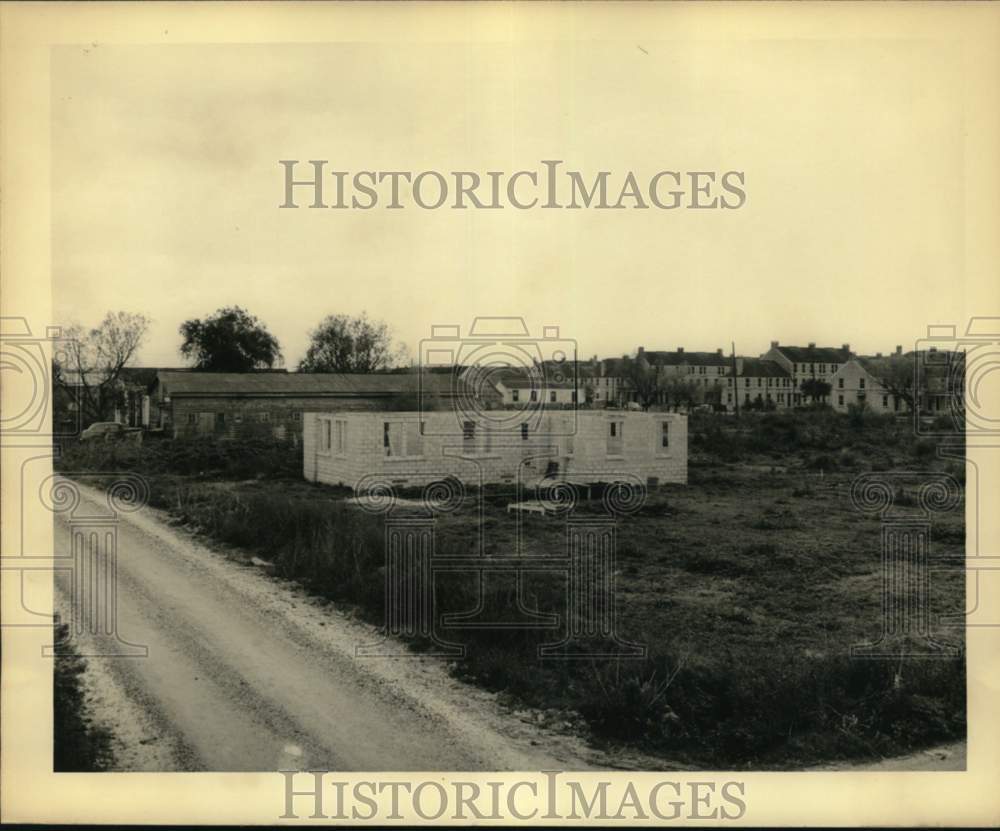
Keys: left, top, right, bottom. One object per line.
{"left": 303, "top": 410, "right": 687, "bottom": 490}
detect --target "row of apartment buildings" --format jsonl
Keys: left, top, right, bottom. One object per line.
{"left": 492, "top": 341, "right": 958, "bottom": 416}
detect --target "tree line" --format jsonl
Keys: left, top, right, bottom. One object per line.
{"left": 53, "top": 307, "right": 406, "bottom": 422}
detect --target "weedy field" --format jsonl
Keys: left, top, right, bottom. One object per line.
{"left": 58, "top": 407, "right": 967, "bottom": 769}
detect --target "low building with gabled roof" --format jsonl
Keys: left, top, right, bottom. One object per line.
{"left": 149, "top": 370, "right": 477, "bottom": 440}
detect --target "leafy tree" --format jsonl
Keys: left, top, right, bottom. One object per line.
{"left": 299, "top": 312, "right": 402, "bottom": 373}
{"left": 179, "top": 306, "right": 282, "bottom": 371}
{"left": 800, "top": 378, "right": 832, "bottom": 403}
{"left": 55, "top": 311, "right": 150, "bottom": 422}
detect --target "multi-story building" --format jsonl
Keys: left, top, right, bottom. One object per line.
{"left": 856, "top": 346, "right": 963, "bottom": 414}
{"left": 635, "top": 346, "right": 730, "bottom": 408}
{"left": 724, "top": 358, "right": 794, "bottom": 411}
{"left": 760, "top": 341, "right": 853, "bottom": 405}
{"left": 578, "top": 357, "right": 627, "bottom": 407}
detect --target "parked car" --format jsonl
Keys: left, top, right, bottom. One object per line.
{"left": 79, "top": 422, "right": 142, "bottom": 443}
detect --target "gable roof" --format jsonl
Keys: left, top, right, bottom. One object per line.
{"left": 642, "top": 350, "right": 729, "bottom": 367}
{"left": 487, "top": 366, "right": 582, "bottom": 390}
{"left": 154, "top": 370, "right": 464, "bottom": 398}
{"left": 736, "top": 358, "right": 791, "bottom": 378}
{"left": 772, "top": 345, "right": 851, "bottom": 363}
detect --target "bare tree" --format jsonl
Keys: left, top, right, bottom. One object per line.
{"left": 620, "top": 355, "right": 663, "bottom": 409}
{"left": 663, "top": 377, "right": 700, "bottom": 411}
{"left": 864, "top": 354, "right": 919, "bottom": 410}
{"left": 800, "top": 378, "right": 832, "bottom": 404}
{"left": 55, "top": 311, "right": 150, "bottom": 422}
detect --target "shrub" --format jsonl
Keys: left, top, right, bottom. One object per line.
{"left": 578, "top": 660, "right": 682, "bottom": 742}
{"left": 57, "top": 436, "right": 300, "bottom": 480}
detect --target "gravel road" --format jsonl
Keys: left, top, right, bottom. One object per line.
{"left": 53, "top": 479, "right": 604, "bottom": 772}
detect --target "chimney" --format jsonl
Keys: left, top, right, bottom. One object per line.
{"left": 677, "top": 347, "right": 684, "bottom": 354}
{"left": 716, "top": 348, "right": 723, "bottom": 356}
{"left": 637, "top": 346, "right": 645, "bottom": 355}
{"left": 895, "top": 345, "right": 902, "bottom": 355}
{"left": 842, "top": 343, "right": 850, "bottom": 352}
{"left": 770, "top": 340, "right": 779, "bottom": 348}
{"left": 808, "top": 341, "right": 816, "bottom": 348}
{"left": 876, "top": 352, "right": 883, "bottom": 358}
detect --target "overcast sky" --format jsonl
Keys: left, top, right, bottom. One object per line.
{"left": 52, "top": 37, "right": 965, "bottom": 367}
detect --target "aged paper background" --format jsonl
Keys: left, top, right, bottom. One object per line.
{"left": 2, "top": 1, "right": 999, "bottom": 825}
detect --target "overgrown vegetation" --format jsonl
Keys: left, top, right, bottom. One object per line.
{"left": 53, "top": 621, "right": 112, "bottom": 771}
{"left": 56, "top": 409, "right": 966, "bottom": 769}
{"left": 689, "top": 407, "right": 964, "bottom": 480}
{"left": 58, "top": 435, "right": 300, "bottom": 480}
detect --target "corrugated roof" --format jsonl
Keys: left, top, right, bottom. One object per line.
{"left": 155, "top": 370, "right": 464, "bottom": 397}
{"left": 773, "top": 345, "right": 851, "bottom": 363}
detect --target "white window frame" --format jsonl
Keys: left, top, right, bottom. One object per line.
{"left": 319, "top": 417, "right": 333, "bottom": 455}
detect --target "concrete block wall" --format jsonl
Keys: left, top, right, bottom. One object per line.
{"left": 303, "top": 410, "right": 687, "bottom": 490}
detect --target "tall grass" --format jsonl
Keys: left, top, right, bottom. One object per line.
{"left": 152, "top": 478, "right": 965, "bottom": 767}
{"left": 57, "top": 436, "right": 300, "bottom": 479}
{"left": 690, "top": 408, "right": 963, "bottom": 470}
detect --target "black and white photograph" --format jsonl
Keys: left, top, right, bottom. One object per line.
{"left": 2, "top": 1, "right": 999, "bottom": 826}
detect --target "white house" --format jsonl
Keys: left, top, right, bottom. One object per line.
{"left": 494, "top": 376, "right": 583, "bottom": 407}
{"left": 830, "top": 359, "right": 902, "bottom": 413}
